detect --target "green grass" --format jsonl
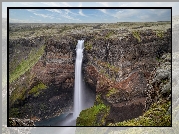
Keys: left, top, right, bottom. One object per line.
{"left": 76, "top": 103, "right": 110, "bottom": 126}
{"left": 10, "top": 86, "right": 27, "bottom": 105}
{"left": 156, "top": 30, "right": 164, "bottom": 38}
{"left": 9, "top": 108, "right": 20, "bottom": 118}
{"left": 85, "top": 42, "right": 93, "bottom": 51}
{"left": 109, "top": 100, "right": 171, "bottom": 126}
{"left": 106, "top": 31, "right": 114, "bottom": 39}
{"left": 9, "top": 45, "right": 45, "bottom": 84}
{"left": 29, "top": 82, "right": 47, "bottom": 97}
{"left": 10, "top": 80, "right": 47, "bottom": 106}
{"left": 132, "top": 30, "right": 141, "bottom": 42}
{"left": 95, "top": 94, "right": 103, "bottom": 105}
{"left": 77, "top": 94, "right": 110, "bottom": 126}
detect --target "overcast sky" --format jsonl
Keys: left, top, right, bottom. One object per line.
{"left": 2, "top": 2, "right": 176, "bottom": 23}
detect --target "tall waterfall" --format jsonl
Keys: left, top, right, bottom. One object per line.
{"left": 73, "top": 40, "right": 84, "bottom": 119}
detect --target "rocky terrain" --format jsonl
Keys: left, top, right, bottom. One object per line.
{"left": 77, "top": 27, "right": 171, "bottom": 126}
{"left": 8, "top": 22, "right": 171, "bottom": 126}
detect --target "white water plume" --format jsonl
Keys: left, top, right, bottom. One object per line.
{"left": 73, "top": 40, "right": 84, "bottom": 119}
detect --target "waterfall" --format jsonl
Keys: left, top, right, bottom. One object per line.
{"left": 73, "top": 40, "right": 84, "bottom": 119}
{"left": 34, "top": 39, "right": 95, "bottom": 126}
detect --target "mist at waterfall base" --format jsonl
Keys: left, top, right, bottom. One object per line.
{"left": 35, "top": 40, "right": 95, "bottom": 126}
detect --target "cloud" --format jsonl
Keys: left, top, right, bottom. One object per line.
{"left": 79, "top": 9, "right": 87, "bottom": 17}
{"left": 45, "top": 9, "right": 62, "bottom": 14}
{"left": 149, "top": 9, "right": 169, "bottom": 16}
{"left": 26, "top": 9, "right": 38, "bottom": 13}
{"left": 5, "top": 2, "right": 173, "bottom": 22}
{"left": 139, "top": 15, "right": 150, "bottom": 20}
{"left": 64, "top": 9, "right": 78, "bottom": 15}
{"left": 112, "top": 9, "right": 138, "bottom": 19}
{"left": 33, "top": 13, "right": 54, "bottom": 19}
{"left": 9, "top": 18, "right": 34, "bottom": 23}
{"left": 111, "top": 9, "right": 171, "bottom": 21}
{"left": 97, "top": 9, "right": 107, "bottom": 14}
{"left": 62, "top": 13, "right": 81, "bottom": 21}
{"left": 44, "top": 9, "right": 80, "bottom": 21}
{"left": 63, "top": 13, "right": 80, "bottom": 21}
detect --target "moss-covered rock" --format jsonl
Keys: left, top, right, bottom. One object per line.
{"left": 76, "top": 95, "right": 110, "bottom": 126}
{"left": 109, "top": 100, "right": 171, "bottom": 126}
{"left": 29, "top": 82, "right": 47, "bottom": 97}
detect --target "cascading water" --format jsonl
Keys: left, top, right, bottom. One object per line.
{"left": 73, "top": 40, "right": 84, "bottom": 119}
{"left": 34, "top": 39, "right": 95, "bottom": 126}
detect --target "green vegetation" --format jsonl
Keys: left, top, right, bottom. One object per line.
{"left": 85, "top": 42, "right": 93, "bottom": 51}
{"left": 9, "top": 45, "right": 45, "bottom": 84}
{"left": 59, "top": 26, "right": 71, "bottom": 33}
{"left": 10, "top": 86, "right": 27, "bottom": 105}
{"left": 132, "top": 30, "right": 141, "bottom": 42}
{"left": 100, "top": 61, "right": 120, "bottom": 73}
{"left": 29, "top": 82, "right": 47, "bottom": 97}
{"left": 156, "top": 30, "right": 164, "bottom": 38}
{"left": 156, "top": 57, "right": 161, "bottom": 62}
{"left": 9, "top": 66, "right": 47, "bottom": 106}
{"left": 10, "top": 80, "right": 47, "bottom": 108}
{"left": 9, "top": 108, "right": 20, "bottom": 117}
{"left": 97, "top": 60, "right": 120, "bottom": 82}
{"left": 110, "top": 65, "right": 120, "bottom": 73}
{"left": 106, "top": 88, "right": 118, "bottom": 97}
{"left": 109, "top": 100, "right": 171, "bottom": 126}
{"left": 95, "top": 94, "right": 103, "bottom": 105}
{"left": 77, "top": 94, "right": 110, "bottom": 126}
{"left": 76, "top": 103, "right": 110, "bottom": 126}
{"left": 106, "top": 31, "right": 114, "bottom": 39}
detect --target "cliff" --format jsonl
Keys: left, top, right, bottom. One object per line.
{"left": 76, "top": 28, "right": 171, "bottom": 126}
{"left": 9, "top": 22, "right": 171, "bottom": 126}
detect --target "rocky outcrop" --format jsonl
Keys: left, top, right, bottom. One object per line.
{"left": 9, "top": 36, "right": 77, "bottom": 123}
{"left": 83, "top": 65, "right": 98, "bottom": 92}
{"left": 9, "top": 36, "right": 46, "bottom": 73}
{"left": 145, "top": 53, "right": 171, "bottom": 111}
{"left": 9, "top": 23, "right": 171, "bottom": 126}
{"left": 80, "top": 28, "right": 171, "bottom": 125}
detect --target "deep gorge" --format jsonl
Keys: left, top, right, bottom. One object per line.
{"left": 9, "top": 22, "right": 171, "bottom": 126}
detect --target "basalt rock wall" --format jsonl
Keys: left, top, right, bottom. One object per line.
{"left": 81, "top": 28, "right": 171, "bottom": 124}
{"left": 9, "top": 27, "right": 171, "bottom": 125}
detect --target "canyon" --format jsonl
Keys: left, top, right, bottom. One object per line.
{"left": 8, "top": 22, "right": 171, "bottom": 126}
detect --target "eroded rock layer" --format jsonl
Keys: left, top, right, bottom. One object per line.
{"left": 9, "top": 23, "right": 171, "bottom": 126}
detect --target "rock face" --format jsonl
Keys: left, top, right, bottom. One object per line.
{"left": 83, "top": 65, "right": 98, "bottom": 92}
{"left": 81, "top": 28, "right": 171, "bottom": 124}
{"left": 9, "top": 23, "right": 171, "bottom": 126}
{"left": 9, "top": 36, "right": 77, "bottom": 123}
{"left": 145, "top": 53, "right": 171, "bottom": 111}
{"left": 108, "top": 98, "right": 145, "bottom": 123}
{"left": 9, "top": 36, "right": 46, "bottom": 73}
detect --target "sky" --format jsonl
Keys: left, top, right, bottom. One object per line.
{"left": 2, "top": 2, "right": 178, "bottom": 23}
